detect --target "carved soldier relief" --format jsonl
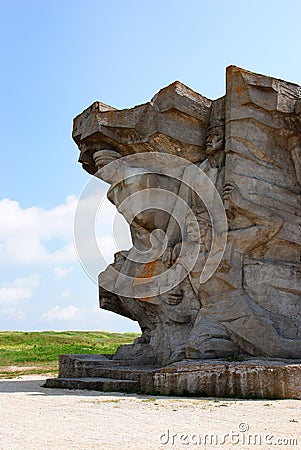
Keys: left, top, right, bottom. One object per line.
{"left": 73, "top": 66, "right": 301, "bottom": 366}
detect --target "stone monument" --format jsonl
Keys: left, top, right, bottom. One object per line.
{"left": 45, "top": 66, "right": 301, "bottom": 398}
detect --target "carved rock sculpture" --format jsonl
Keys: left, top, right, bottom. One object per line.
{"left": 73, "top": 66, "right": 301, "bottom": 367}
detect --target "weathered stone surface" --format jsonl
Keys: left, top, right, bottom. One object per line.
{"left": 46, "top": 66, "right": 301, "bottom": 397}
{"left": 71, "top": 66, "right": 301, "bottom": 367}
{"left": 45, "top": 355, "right": 301, "bottom": 399}
{"left": 45, "top": 377, "right": 139, "bottom": 393}
{"left": 153, "top": 359, "right": 301, "bottom": 399}
{"left": 45, "top": 354, "right": 155, "bottom": 393}
{"left": 73, "top": 81, "right": 212, "bottom": 174}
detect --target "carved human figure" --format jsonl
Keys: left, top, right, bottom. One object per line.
{"left": 72, "top": 71, "right": 301, "bottom": 369}
{"left": 94, "top": 151, "right": 157, "bottom": 312}
{"left": 289, "top": 137, "right": 301, "bottom": 187}
{"left": 186, "top": 183, "right": 301, "bottom": 358}
{"left": 195, "top": 118, "right": 226, "bottom": 216}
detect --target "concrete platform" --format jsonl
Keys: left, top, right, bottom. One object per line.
{"left": 44, "top": 354, "right": 301, "bottom": 399}
{"left": 45, "top": 377, "right": 139, "bottom": 393}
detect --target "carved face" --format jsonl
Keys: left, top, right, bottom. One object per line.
{"left": 108, "top": 171, "right": 179, "bottom": 234}
{"left": 186, "top": 220, "right": 200, "bottom": 242}
{"left": 206, "top": 133, "right": 224, "bottom": 155}
{"left": 93, "top": 149, "right": 121, "bottom": 169}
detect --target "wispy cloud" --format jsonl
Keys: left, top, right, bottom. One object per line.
{"left": 42, "top": 305, "right": 80, "bottom": 322}
{"left": 53, "top": 266, "right": 73, "bottom": 280}
{"left": 0, "top": 274, "right": 41, "bottom": 309}
{"left": 0, "top": 287, "right": 31, "bottom": 305}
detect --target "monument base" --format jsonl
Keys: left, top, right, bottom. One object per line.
{"left": 44, "top": 355, "right": 301, "bottom": 399}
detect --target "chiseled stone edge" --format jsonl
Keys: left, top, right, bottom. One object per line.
{"left": 49, "top": 354, "right": 301, "bottom": 399}
{"left": 154, "top": 359, "right": 301, "bottom": 399}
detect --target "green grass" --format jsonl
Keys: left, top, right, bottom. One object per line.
{"left": 0, "top": 331, "right": 139, "bottom": 378}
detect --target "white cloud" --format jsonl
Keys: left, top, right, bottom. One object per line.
{"left": 40, "top": 305, "right": 141, "bottom": 332}
{"left": 0, "top": 184, "right": 130, "bottom": 279}
{"left": 0, "top": 191, "right": 129, "bottom": 270}
{"left": 0, "top": 190, "right": 134, "bottom": 331}
{"left": 0, "top": 196, "right": 75, "bottom": 240}
{"left": 0, "top": 287, "right": 31, "bottom": 305}
{"left": 0, "top": 196, "right": 77, "bottom": 265}
{"left": 73, "top": 189, "right": 132, "bottom": 281}
{"left": 12, "top": 274, "right": 41, "bottom": 289}
{"left": 0, "top": 274, "right": 41, "bottom": 312}
{"left": 42, "top": 305, "right": 80, "bottom": 322}
{"left": 53, "top": 266, "right": 73, "bottom": 280}
{"left": 95, "top": 196, "right": 131, "bottom": 262}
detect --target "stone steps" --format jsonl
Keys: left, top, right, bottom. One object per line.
{"left": 44, "top": 354, "right": 155, "bottom": 392}
{"left": 44, "top": 377, "right": 139, "bottom": 393}
{"left": 44, "top": 355, "right": 301, "bottom": 398}
{"left": 67, "top": 365, "right": 152, "bottom": 381}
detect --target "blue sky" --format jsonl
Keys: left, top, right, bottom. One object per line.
{"left": 0, "top": 0, "right": 300, "bottom": 331}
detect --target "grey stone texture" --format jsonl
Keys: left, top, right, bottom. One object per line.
{"left": 45, "top": 354, "right": 301, "bottom": 399}
{"left": 72, "top": 66, "right": 301, "bottom": 365}
{"left": 46, "top": 66, "right": 301, "bottom": 398}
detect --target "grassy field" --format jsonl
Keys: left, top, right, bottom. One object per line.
{"left": 0, "top": 331, "right": 139, "bottom": 378}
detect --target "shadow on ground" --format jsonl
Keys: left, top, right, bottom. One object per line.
{"left": 0, "top": 378, "right": 137, "bottom": 397}
{"left": 0, "top": 377, "right": 270, "bottom": 403}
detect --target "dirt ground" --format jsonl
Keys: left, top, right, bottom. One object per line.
{"left": 0, "top": 375, "right": 300, "bottom": 450}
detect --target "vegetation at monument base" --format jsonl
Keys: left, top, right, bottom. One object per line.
{"left": 0, "top": 331, "right": 139, "bottom": 378}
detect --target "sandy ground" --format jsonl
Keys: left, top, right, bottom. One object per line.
{"left": 0, "top": 376, "right": 300, "bottom": 450}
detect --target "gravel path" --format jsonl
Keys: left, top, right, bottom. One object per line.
{"left": 0, "top": 375, "right": 300, "bottom": 449}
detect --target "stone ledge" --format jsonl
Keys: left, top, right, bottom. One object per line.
{"left": 45, "top": 377, "right": 139, "bottom": 393}
{"left": 46, "top": 355, "right": 301, "bottom": 399}
{"left": 154, "top": 359, "right": 301, "bottom": 399}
